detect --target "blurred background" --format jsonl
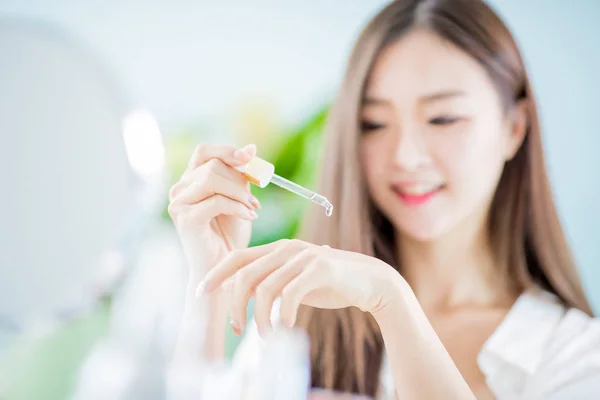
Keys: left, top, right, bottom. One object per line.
{"left": 0, "top": 1, "right": 598, "bottom": 399}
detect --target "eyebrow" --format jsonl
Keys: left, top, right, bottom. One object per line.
{"left": 363, "top": 90, "right": 467, "bottom": 106}
{"left": 362, "top": 97, "right": 389, "bottom": 106}
{"left": 419, "top": 90, "right": 467, "bottom": 103}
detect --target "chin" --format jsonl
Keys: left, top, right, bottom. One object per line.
{"left": 399, "top": 224, "right": 448, "bottom": 242}
{"left": 389, "top": 213, "right": 452, "bottom": 243}
{"left": 372, "top": 186, "right": 456, "bottom": 242}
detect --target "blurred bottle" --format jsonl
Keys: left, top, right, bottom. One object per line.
{"left": 308, "top": 390, "right": 374, "bottom": 400}
{"left": 247, "top": 327, "right": 311, "bottom": 400}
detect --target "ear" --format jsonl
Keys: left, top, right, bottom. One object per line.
{"left": 505, "top": 99, "right": 528, "bottom": 160}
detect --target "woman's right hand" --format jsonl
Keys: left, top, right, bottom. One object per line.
{"left": 168, "top": 143, "right": 261, "bottom": 280}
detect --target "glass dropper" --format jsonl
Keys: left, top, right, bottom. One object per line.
{"left": 235, "top": 156, "right": 334, "bottom": 217}
{"left": 270, "top": 173, "right": 333, "bottom": 216}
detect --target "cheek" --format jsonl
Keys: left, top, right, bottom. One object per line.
{"left": 361, "top": 136, "right": 390, "bottom": 185}
{"left": 439, "top": 122, "right": 507, "bottom": 202}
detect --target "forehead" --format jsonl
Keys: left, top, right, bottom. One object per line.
{"left": 365, "top": 29, "right": 495, "bottom": 101}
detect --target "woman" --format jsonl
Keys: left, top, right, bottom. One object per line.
{"left": 168, "top": 0, "right": 600, "bottom": 398}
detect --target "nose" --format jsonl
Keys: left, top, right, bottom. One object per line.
{"left": 393, "top": 127, "right": 432, "bottom": 171}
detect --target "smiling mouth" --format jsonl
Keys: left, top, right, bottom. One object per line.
{"left": 392, "top": 183, "right": 445, "bottom": 206}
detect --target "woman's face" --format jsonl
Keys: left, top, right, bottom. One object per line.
{"left": 361, "top": 29, "right": 525, "bottom": 242}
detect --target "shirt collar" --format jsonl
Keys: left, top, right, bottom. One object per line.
{"left": 478, "top": 287, "right": 566, "bottom": 378}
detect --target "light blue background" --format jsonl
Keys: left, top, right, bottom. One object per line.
{"left": 488, "top": 1, "right": 600, "bottom": 310}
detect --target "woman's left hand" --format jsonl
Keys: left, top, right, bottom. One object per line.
{"left": 197, "top": 239, "right": 401, "bottom": 337}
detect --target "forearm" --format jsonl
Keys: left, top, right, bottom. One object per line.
{"left": 373, "top": 278, "right": 476, "bottom": 400}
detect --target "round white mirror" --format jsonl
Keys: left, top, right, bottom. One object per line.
{"left": 0, "top": 20, "right": 145, "bottom": 339}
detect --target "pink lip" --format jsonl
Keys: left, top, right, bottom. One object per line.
{"left": 392, "top": 184, "right": 442, "bottom": 206}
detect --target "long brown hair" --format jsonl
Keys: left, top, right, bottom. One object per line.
{"left": 295, "top": 0, "right": 593, "bottom": 397}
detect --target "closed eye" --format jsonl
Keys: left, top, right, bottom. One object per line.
{"left": 429, "top": 116, "right": 460, "bottom": 126}
{"left": 361, "top": 120, "right": 386, "bottom": 132}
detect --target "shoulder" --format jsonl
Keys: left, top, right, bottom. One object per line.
{"left": 478, "top": 288, "right": 600, "bottom": 399}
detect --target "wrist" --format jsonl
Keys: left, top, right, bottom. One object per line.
{"left": 371, "top": 270, "right": 413, "bottom": 325}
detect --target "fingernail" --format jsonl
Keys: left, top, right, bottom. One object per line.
{"left": 244, "top": 143, "right": 257, "bottom": 155}
{"left": 230, "top": 319, "right": 242, "bottom": 336}
{"left": 195, "top": 281, "right": 205, "bottom": 298}
{"left": 258, "top": 324, "right": 272, "bottom": 339}
{"left": 234, "top": 149, "right": 251, "bottom": 161}
{"left": 283, "top": 317, "right": 295, "bottom": 328}
{"left": 248, "top": 210, "right": 258, "bottom": 219}
{"left": 249, "top": 196, "right": 261, "bottom": 209}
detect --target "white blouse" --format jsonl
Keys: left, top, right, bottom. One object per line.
{"left": 232, "top": 289, "right": 600, "bottom": 399}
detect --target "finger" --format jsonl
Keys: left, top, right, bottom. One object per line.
{"left": 227, "top": 242, "right": 310, "bottom": 334}
{"left": 187, "top": 143, "right": 256, "bottom": 172}
{"left": 171, "top": 144, "right": 255, "bottom": 202}
{"left": 172, "top": 170, "right": 257, "bottom": 211}
{"left": 228, "top": 264, "right": 274, "bottom": 336}
{"left": 172, "top": 158, "right": 258, "bottom": 206}
{"left": 202, "top": 239, "right": 300, "bottom": 292}
{"left": 279, "top": 262, "right": 326, "bottom": 328}
{"left": 253, "top": 248, "right": 315, "bottom": 335}
{"left": 184, "top": 194, "right": 258, "bottom": 225}
{"left": 229, "top": 268, "right": 258, "bottom": 336}
{"left": 186, "top": 157, "right": 249, "bottom": 186}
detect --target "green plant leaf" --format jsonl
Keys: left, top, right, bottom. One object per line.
{"left": 271, "top": 105, "right": 328, "bottom": 180}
